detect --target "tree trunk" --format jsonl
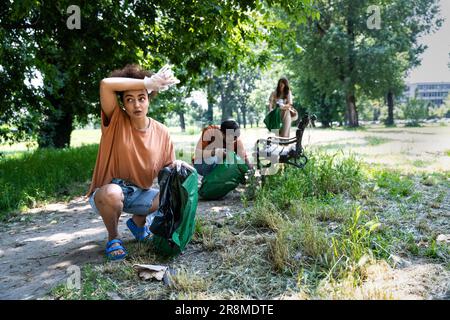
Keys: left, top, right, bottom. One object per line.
{"left": 320, "top": 94, "right": 332, "bottom": 128}
{"left": 241, "top": 106, "right": 247, "bottom": 128}
{"left": 321, "top": 119, "right": 331, "bottom": 128}
{"left": 345, "top": 6, "right": 358, "bottom": 127}
{"left": 373, "top": 108, "right": 380, "bottom": 121}
{"left": 179, "top": 111, "right": 186, "bottom": 132}
{"left": 205, "top": 76, "right": 214, "bottom": 124}
{"left": 385, "top": 90, "right": 394, "bottom": 126}
{"left": 221, "top": 94, "right": 233, "bottom": 121}
{"left": 38, "top": 104, "right": 73, "bottom": 148}
{"left": 206, "top": 93, "right": 214, "bottom": 124}
{"left": 221, "top": 99, "right": 225, "bottom": 121}
{"left": 346, "top": 93, "right": 359, "bottom": 127}
{"left": 236, "top": 111, "right": 242, "bottom": 126}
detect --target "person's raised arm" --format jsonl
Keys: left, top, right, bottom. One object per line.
{"left": 100, "top": 78, "right": 145, "bottom": 120}
{"left": 100, "top": 65, "right": 180, "bottom": 120}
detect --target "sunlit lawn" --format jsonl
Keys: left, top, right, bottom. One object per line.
{"left": 2, "top": 123, "right": 450, "bottom": 172}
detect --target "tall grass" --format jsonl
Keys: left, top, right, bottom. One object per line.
{"left": 257, "top": 151, "right": 364, "bottom": 209}
{"left": 0, "top": 144, "right": 98, "bottom": 220}
{"left": 247, "top": 151, "right": 388, "bottom": 294}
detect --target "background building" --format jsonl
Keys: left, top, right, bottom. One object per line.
{"left": 401, "top": 82, "right": 450, "bottom": 105}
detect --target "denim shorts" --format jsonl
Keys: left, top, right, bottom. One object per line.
{"left": 89, "top": 178, "right": 159, "bottom": 216}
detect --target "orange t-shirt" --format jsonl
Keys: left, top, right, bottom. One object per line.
{"left": 87, "top": 106, "right": 175, "bottom": 196}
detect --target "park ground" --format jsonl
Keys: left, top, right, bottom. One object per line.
{"left": 0, "top": 123, "right": 449, "bottom": 299}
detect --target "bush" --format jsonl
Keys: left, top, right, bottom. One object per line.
{"left": 401, "top": 98, "right": 429, "bottom": 126}
{"left": 428, "top": 104, "right": 450, "bottom": 119}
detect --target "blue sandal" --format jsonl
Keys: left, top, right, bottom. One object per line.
{"left": 126, "top": 218, "right": 153, "bottom": 242}
{"left": 105, "top": 239, "right": 127, "bottom": 261}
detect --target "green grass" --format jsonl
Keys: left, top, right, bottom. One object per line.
{"left": 364, "top": 136, "right": 391, "bottom": 146}
{"left": 411, "top": 159, "right": 432, "bottom": 168}
{"left": 245, "top": 152, "right": 442, "bottom": 296}
{"left": 0, "top": 129, "right": 102, "bottom": 154}
{"left": 168, "top": 126, "right": 201, "bottom": 136}
{"left": 423, "top": 239, "right": 450, "bottom": 262}
{"left": 0, "top": 144, "right": 98, "bottom": 220}
{"left": 373, "top": 170, "right": 414, "bottom": 198}
{"left": 262, "top": 151, "right": 364, "bottom": 202}
{"left": 334, "top": 125, "right": 368, "bottom": 131}
{"left": 51, "top": 264, "right": 119, "bottom": 300}
{"left": 70, "top": 129, "right": 102, "bottom": 147}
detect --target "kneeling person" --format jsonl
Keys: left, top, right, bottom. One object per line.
{"left": 193, "top": 119, "right": 252, "bottom": 200}
{"left": 87, "top": 64, "right": 181, "bottom": 261}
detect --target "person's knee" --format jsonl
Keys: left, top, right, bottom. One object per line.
{"left": 96, "top": 184, "right": 124, "bottom": 208}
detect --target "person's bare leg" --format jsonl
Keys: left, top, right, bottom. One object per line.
{"left": 149, "top": 193, "right": 159, "bottom": 213}
{"left": 94, "top": 184, "right": 125, "bottom": 256}
{"left": 132, "top": 215, "right": 146, "bottom": 227}
{"left": 280, "top": 109, "right": 292, "bottom": 138}
{"left": 131, "top": 192, "right": 160, "bottom": 227}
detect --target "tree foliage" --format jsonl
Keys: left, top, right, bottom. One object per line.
{"left": 286, "top": 0, "right": 442, "bottom": 127}
{"left": 0, "top": 0, "right": 317, "bottom": 147}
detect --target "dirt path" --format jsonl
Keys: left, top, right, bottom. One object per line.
{"left": 0, "top": 193, "right": 242, "bottom": 300}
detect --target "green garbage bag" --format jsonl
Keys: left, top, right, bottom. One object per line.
{"left": 198, "top": 151, "right": 249, "bottom": 200}
{"left": 263, "top": 106, "right": 281, "bottom": 131}
{"left": 150, "top": 166, "right": 198, "bottom": 256}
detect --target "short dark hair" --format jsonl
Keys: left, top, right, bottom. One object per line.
{"left": 220, "top": 119, "right": 240, "bottom": 138}
{"left": 109, "top": 64, "right": 157, "bottom": 101}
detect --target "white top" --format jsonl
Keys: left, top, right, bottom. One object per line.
{"left": 268, "top": 90, "right": 293, "bottom": 110}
